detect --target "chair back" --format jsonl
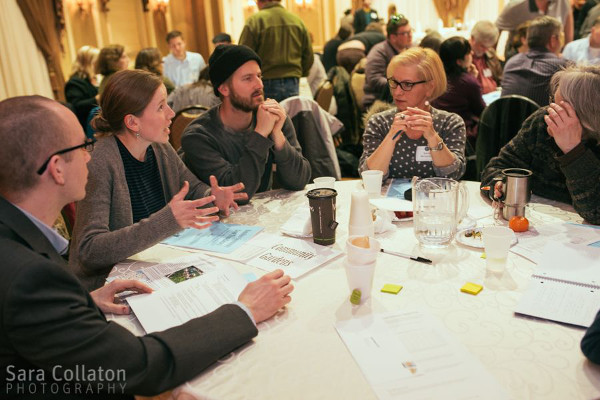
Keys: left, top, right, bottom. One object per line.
{"left": 281, "top": 96, "right": 343, "bottom": 180}
{"left": 314, "top": 80, "right": 334, "bottom": 112}
{"left": 475, "top": 95, "right": 540, "bottom": 177}
{"left": 169, "top": 105, "right": 208, "bottom": 150}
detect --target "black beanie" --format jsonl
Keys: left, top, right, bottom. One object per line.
{"left": 209, "top": 45, "right": 262, "bottom": 97}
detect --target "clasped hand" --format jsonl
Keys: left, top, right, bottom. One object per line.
{"left": 386, "top": 101, "right": 437, "bottom": 142}
{"left": 255, "top": 99, "right": 287, "bottom": 150}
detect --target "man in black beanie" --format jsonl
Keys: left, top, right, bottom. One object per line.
{"left": 179, "top": 45, "right": 311, "bottom": 201}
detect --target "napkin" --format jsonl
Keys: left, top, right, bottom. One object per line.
{"left": 280, "top": 206, "right": 312, "bottom": 237}
{"left": 374, "top": 210, "right": 396, "bottom": 234}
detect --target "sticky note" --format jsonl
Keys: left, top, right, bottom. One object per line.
{"left": 461, "top": 282, "right": 483, "bottom": 295}
{"left": 381, "top": 284, "right": 403, "bottom": 294}
{"left": 350, "top": 289, "right": 362, "bottom": 305}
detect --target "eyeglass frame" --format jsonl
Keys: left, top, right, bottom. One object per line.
{"left": 387, "top": 78, "right": 429, "bottom": 91}
{"left": 37, "top": 137, "right": 96, "bottom": 175}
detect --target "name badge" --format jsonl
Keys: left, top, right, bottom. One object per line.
{"left": 416, "top": 146, "right": 432, "bottom": 162}
{"left": 483, "top": 68, "right": 493, "bottom": 78}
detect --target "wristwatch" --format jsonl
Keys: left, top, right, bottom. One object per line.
{"left": 425, "top": 139, "right": 444, "bottom": 152}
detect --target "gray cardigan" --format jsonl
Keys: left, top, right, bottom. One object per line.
{"left": 69, "top": 136, "right": 211, "bottom": 291}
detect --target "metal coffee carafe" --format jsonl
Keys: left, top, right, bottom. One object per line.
{"left": 494, "top": 168, "right": 532, "bottom": 220}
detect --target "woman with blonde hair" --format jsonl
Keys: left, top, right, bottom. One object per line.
{"left": 359, "top": 47, "right": 466, "bottom": 179}
{"left": 65, "top": 45, "right": 100, "bottom": 128}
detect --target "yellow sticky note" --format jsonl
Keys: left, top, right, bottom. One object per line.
{"left": 381, "top": 284, "right": 403, "bottom": 294}
{"left": 461, "top": 282, "right": 483, "bottom": 295}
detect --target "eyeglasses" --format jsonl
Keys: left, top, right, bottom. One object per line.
{"left": 387, "top": 78, "right": 428, "bottom": 91}
{"left": 37, "top": 137, "right": 96, "bottom": 175}
{"left": 394, "top": 29, "right": 414, "bottom": 37}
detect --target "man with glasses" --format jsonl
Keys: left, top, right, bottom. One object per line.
{"left": 0, "top": 96, "right": 294, "bottom": 397}
{"left": 363, "top": 14, "right": 413, "bottom": 109}
{"left": 501, "top": 16, "right": 571, "bottom": 106}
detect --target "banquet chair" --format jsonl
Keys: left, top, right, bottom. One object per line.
{"left": 475, "top": 95, "right": 540, "bottom": 177}
{"left": 314, "top": 80, "right": 334, "bottom": 112}
{"left": 281, "top": 96, "right": 343, "bottom": 180}
{"left": 169, "top": 105, "right": 208, "bottom": 150}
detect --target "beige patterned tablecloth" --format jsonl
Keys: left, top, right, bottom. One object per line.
{"left": 109, "top": 180, "right": 600, "bottom": 400}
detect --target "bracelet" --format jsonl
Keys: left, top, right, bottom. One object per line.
{"left": 425, "top": 139, "right": 444, "bottom": 152}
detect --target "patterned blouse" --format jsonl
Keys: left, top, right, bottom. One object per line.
{"left": 359, "top": 106, "right": 466, "bottom": 180}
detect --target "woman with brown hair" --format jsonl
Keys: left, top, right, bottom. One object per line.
{"left": 65, "top": 45, "right": 100, "bottom": 128}
{"left": 69, "top": 69, "right": 248, "bottom": 290}
{"left": 96, "top": 44, "right": 129, "bottom": 95}
{"left": 135, "top": 47, "right": 175, "bottom": 95}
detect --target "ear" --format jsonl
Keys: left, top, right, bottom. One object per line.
{"left": 47, "top": 156, "right": 66, "bottom": 186}
{"left": 123, "top": 114, "right": 140, "bottom": 132}
{"left": 218, "top": 83, "right": 230, "bottom": 98}
{"left": 425, "top": 80, "right": 435, "bottom": 98}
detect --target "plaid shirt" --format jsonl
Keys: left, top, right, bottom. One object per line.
{"left": 481, "top": 108, "right": 600, "bottom": 224}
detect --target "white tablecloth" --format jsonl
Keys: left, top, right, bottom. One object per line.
{"left": 109, "top": 180, "right": 600, "bottom": 400}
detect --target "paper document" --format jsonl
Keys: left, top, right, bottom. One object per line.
{"left": 336, "top": 310, "right": 510, "bottom": 400}
{"left": 385, "top": 178, "right": 411, "bottom": 199}
{"left": 127, "top": 262, "right": 247, "bottom": 333}
{"left": 515, "top": 241, "right": 600, "bottom": 327}
{"left": 108, "top": 254, "right": 223, "bottom": 290}
{"left": 245, "top": 235, "right": 342, "bottom": 278}
{"left": 510, "top": 223, "right": 600, "bottom": 263}
{"left": 161, "top": 222, "right": 263, "bottom": 253}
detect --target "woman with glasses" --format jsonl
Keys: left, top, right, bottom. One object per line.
{"left": 432, "top": 36, "right": 486, "bottom": 141}
{"left": 359, "top": 47, "right": 466, "bottom": 180}
{"left": 69, "top": 69, "right": 248, "bottom": 290}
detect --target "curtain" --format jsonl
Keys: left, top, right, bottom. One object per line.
{"left": 0, "top": 0, "right": 53, "bottom": 101}
{"left": 17, "top": 0, "right": 66, "bottom": 101}
{"left": 432, "top": 0, "right": 470, "bottom": 27}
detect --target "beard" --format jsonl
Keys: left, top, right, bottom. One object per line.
{"left": 230, "top": 87, "right": 264, "bottom": 113}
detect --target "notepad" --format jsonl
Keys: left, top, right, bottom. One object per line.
{"left": 381, "top": 284, "right": 403, "bottom": 294}
{"left": 514, "top": 242, "right": 600, "bottom": 327}
{"left": 460, "top": 282, "right": 483, "bottom": 295}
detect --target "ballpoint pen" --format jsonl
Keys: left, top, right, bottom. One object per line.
{"left": 392, "top": 130, "right": 404, "bottom": 140}
{"left": 380, "top": 248, "right": 432, "bottom": 264}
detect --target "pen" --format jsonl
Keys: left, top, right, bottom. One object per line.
{"left": 380, "top": 248, "right": 432, "bottom": 264}
{"left": 392, "top": 130, "right": 404, "bottom": 140}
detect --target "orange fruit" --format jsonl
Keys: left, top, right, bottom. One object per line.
{"left": 509, "top": 216, "right": 529, "bottom": 232}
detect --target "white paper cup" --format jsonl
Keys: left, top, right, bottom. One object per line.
{"left": 482, "top": 226, "right": 513, "bottom": 272}
{"left": 313, "top": 176, "right": 336, "bottom": 189}
{"left": 346, "top": 235, "right": 380, "bottom": 265}
{"left": 349, "top": 190, "right": 374, "bottom": 237}
{"left": 345, "top": 259, "right": 376, "bottom": 301}
{"left": 361, "top": 170, "right": 383, "bottom": 196}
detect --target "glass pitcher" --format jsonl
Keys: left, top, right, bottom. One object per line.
{"left": 412, "top": 177, "right": 469, "bottom": 248}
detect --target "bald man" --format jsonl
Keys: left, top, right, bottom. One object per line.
{"left": 0, "top": 96, "right": 293, "bottom": 397}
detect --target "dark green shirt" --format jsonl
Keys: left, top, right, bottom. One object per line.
{"left": 239, "top": 2, "right": 313, "bottom": 79}
{"left": 481, "top": 108, "right": 600, "bottom": 225}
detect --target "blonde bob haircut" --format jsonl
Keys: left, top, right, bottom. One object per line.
{"left": 386, "top": 47, "right": 447, "bottom": 101}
